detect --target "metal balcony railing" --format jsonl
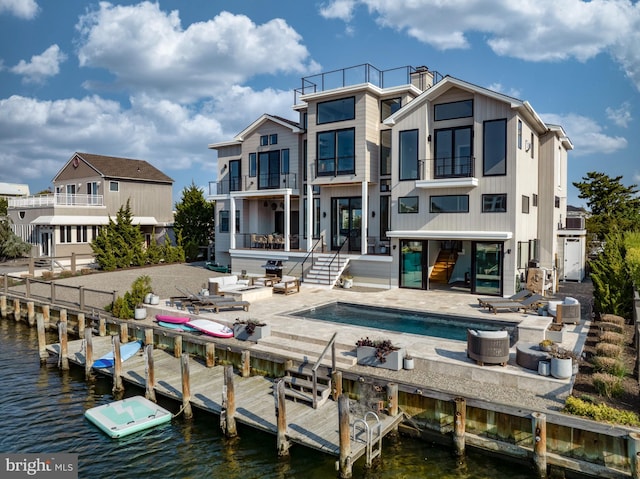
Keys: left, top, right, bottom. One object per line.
{"left": 431, "top": 156, "right": 475, "bottom": 179}
{"left": 209, "top": 173, "right": 298, "bottom": 196}
{"left": 8, "top": 194, "right": 104, "bottom": 208}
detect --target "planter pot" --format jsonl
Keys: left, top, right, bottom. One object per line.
{"left": 403, "top": 357, "right": 415, "bottom": 370}
{"left": 149, "top": 294, "right": 160, "bottom": 305}
{"left": 342, "top": 279, "right": 353, "bottom": 289}
{"left": 233, "top": 323, "right": 271, "bottom": 342}
{"left": 538, "top": 360, "right": 550, "bottom": 376}
{"left": 134, "top": 307, "right": 147, "bottom": 320}
{"left": 144, "top": 293, "right": 153, "bottom": 304}
{"left": 356, "top": 345, "right": 405, "bottom": 371}
{"left": 546, "top": 327, "right": 564, "bottom": 344}
{"left": 550, "top": 357, "right": 572, "bottom": 379}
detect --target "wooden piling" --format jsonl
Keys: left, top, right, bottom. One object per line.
{"left": 276, "top": 379, "right": 290, "bottom": 456}
{"left": 112, "top": 335, "right": 124, "bottom": 395}
{"left": 42, "top": 305, "right": 50, "bottom": 330}
{"left": 332, "top": 370, "right": 343, "bottom": 400}
{"left": 84, "top": 328, "right": 93, "bottom": 379}
{"left": 58, "top": 320, "right": 69, "bottom": 370}
{"left": 0, "top": 295, "right": 6, "bottom": 318}
{"left": 174, "top": 335, "right": 182, "bottom": 358}
{"left": 205, "top": 343, "right": 215, "bottom": 367}
{"left": 221, "top": 365, "right": 237, "bottom": 437}
{"left": 180, "top": 353, "right": 192, "bottom": 419}
{"left": 145, "top": 344, "right": 156, "bottom": 402}
{"left": 338, "top": 394, "right": 352, "bottom": 478}
{"left": 77, "top": 313, "right": 85, "bottom": 339}
{"left": 144, "top": 328, "right": 154, "bottom": 346}
{"left": 532, "top": 412, "right": 547, "bottom": 478}
{"left": 13, "top": 298, "right": 20, "bottom": 321}
{"left": 60, "top": 308, "right": 67, "bottom": 326}
{"left": 241, "top": 350, "right": 250, "bottom": 377}
{"left": 453, "top": 397, "right": 466, "bottom": 456}
{"left": 628, "top": 432, "right": 640, "bottom": 479}
{"left": 119, "top": 322, "right": 128, "bottom": 343}
{"left": 36, "top": 313, "right": 47, "bottom": 364}
{"left": 27, "top": 301, "right": 35, "bottom": 326}
{"left": 98, "top": 316, "right": 106, "bottom": 336}
{"left": 387, "top": 383, "right": 398, "bottom": 416}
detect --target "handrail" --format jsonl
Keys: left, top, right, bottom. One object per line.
{"left": 299, "top": 236, "right": 324, "bottom": 282}
{"left": 328, "top": 237, "right": 349, "bottom": 286}
{"left": 310, "top": 332, "right": 337, "bottom": 408}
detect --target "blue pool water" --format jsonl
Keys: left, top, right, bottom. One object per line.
{"left": 291, "top": 302, "right": 516, "bottom": 343}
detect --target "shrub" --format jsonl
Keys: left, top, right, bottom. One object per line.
{"left": 593, "top": 356, "right": 627, "bottom": 377}
{"left": 597, "top": 322, "right": 623, "bottom": 334}
{"left": 600, "top": 314, "right": 626, "bottom": 326}
{"left": 599, "top": 331, "right": 626, "bottom": 345}
{"left": 595, "top": 342, "right": 622, "bottom": 358}
{"left": 108, "top": 275, "right": 153, "bottom": 319}
{"left": 592, "top": 373, "right": 625, "bottom": 398}
{"left": 563, "top": 395, "right": 640, "bottom": 426}
{"left": 356, "top": 337, "right": 399, "bottom": 363}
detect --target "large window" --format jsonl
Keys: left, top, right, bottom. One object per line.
{"left": 60, "top": 225, "right": 72, "bottom": 243}
{"left": 430, "top": 195, "right": 469, "bottom": 213}
{"left": 399, "top": 129, "right": 419, "bottom": 180}
{"left": 381, "top": 97, "right": 401, "bottom": 121}
{"left": 483, "top": 119, "right": 506, "bottom": 176}
{"left": 380, "top": 195, "right": 390, "bottom": 240}
{"left": 281, "top": 149, "right": 289, "bottom": 175}
{"left": 76, "top": 225, "right": 88, "bottom": 242}
{"left": 434, "top": 126, "right": 472, "bottom": 177}
{"left": 482, "top": 194, "right": 507, "bottom": 212}
{"left": 219, "top": 210, "right": 229, "bottom": 232}
{"left": 249, "top": 153, "right": 257, "bottom": 177}
{"left": 258, "top": 151, "right": 280, "bottom": 189}
{"left": 317, "top": 128, "right": 355, "bottom": 176}
{"left": 229, "top": 159, "right": 241, "bottom": 191}
{"left": 434, "top": 99, "right": 473, "bottom": 121}
{"left": 380, "top": 129, "right": 391, "bottom": 176}
{"left": 399, "top": 196, "right": 419, "bottom": 213}
{"left": 317, "top": 97, "right": 355, "bottom": 124}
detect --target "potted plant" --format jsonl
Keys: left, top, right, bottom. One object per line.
{"left": 108, "top": 275, "right": 153, "bottom": 320}
{"left": 356, "top": 337, "right": 405, "bottom": 371}
{"left": 233, "top": 318, "right": 270, "bottom": 342}
{"left": 538, "top": 339, "right": 554, "bottom": 352}
{"left": 549, "top": 347, "right": 578, "bottom": 379}
{"left": 340, "top": 274, "right": 353, "bottom": 289}
{"left": 403, "top": 353, "right": 415, "bottom": 370}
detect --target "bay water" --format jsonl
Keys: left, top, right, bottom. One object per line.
{"left": 0, "top": 319, "right": 538, "bottom": 478}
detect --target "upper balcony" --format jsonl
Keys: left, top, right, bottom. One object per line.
{"left": 8, "top": 193, "right": 104, "bottom": 208}
{"left": 294, "top": 63, "right": 443, "bottom": 104}
{"left": 415, "top": 157, "right": 479, "bottom": 189}
{"left": 209, "top": 173, "right": 298, "bottom": 197}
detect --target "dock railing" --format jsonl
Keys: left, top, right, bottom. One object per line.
{"left": 311, "top": 332, "right": 337, "bottom": 409}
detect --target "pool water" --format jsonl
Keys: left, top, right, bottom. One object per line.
{"left": 292, "top": 302, "right": 516, "bottom": 342}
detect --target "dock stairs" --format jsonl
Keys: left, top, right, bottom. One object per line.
{"left": 303, "top": 254, "right": 350, "bottom": 287}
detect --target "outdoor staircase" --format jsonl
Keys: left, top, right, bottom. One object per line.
{"left": 303, "top": 254, "right": 350, "bottom": 287}
{"left": 278, "top": 363, "right": 332, "bottom": 408}
{"left": 430, "top": 250, "right": 457, "bottom": 283}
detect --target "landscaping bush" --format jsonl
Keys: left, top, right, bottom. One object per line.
{"left": 595, "top": 342, "right": 622, "bottom": 358}
{"left": 597, "top": 322, "right": 623, "bottom": 334}
{"left": 592, "top": 373, "right": 625, "bottom": 398}
{"left": 599, "top": 331, "right": 626, "bottom": 345}
{"left": 593, "top": 356, "right": 627, "bottom": 377}
{"left": 600, "top": 314, "right": 626, "bottom": 326}
{"left": 563, "top": 395, "right": 640, "bottom": 426}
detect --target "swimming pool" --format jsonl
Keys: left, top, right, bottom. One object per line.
{"left": 291, "top": 302, "right": 517, "bottom": 343}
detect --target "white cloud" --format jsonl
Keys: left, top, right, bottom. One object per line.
{"left": 75, "top": 2, "right": 319, "bottom": 103}
{"left": 486, "top": 82, "right": 521, "bottom": 99}
{"left": 606, "top": 102, "right": 632, "bottom": 128}
{"left": 540, "top": 112, "right": 628, "bottom": 156}
{"left": 0, "top": 0, "right": 38, "bottom": 19}
{"left": 320, "top": 0, "right": 640, "bottom": 91}
{"left": 10, "top": 44, "right": 67, "bottom": 83}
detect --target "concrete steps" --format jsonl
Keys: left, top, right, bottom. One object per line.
{"left": 304, "top": 255, "right": 350, "bottom": 287}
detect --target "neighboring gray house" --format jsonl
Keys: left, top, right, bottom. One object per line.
{"left": 8, "top": 152, "right": 174, "bottom": 261}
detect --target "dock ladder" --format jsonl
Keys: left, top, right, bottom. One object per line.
{"left": 352, "top": 411, "right": 382, "bottom": 467}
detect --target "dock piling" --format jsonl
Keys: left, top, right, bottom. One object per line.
{"left": 77, "top": 313, "right": 85, "bottom": 338}
{"left": 205, "top": 343, "right": 215, "bottom": 367}
{"left": 454, "top": 397, "right": 466, "bottom": 456}
{"left": 27, "top": 301, "right": 34, "bottom": 325}
{"left": 338, "top": 394, "right": 352, "bottom": 478}
{"left": 119, "top": 323, "right": 128, "bottom": 343}
{"left": 628, "top": 432, "right": 640, "bottom": 479}
{"left": 241, "top": 350, "right": 250, "bottom": 377}
{"left": 0, "top": 295, "right": 6, "bottom": 318}
{"left": 13, "top": 298, "right": 20, "bottom": 321}
{"left": 112, "top": 335, "right": 124, "bottom": 395}
{"left": 36, "top": 313, "right": 47, "bottom": 364}
{"left": 180, "top": 353, "right": 193, "bottom": 419}
{"left": 145, "top": 344, "right": 156, "bottom": 402}
{"left": 332, "top": 371, "right": 342, "bottom": 400}
{"left": 221, "top": 365, "right": 237, "bottom": 437}
{"left": 57, "top": 319, "right": 69, "bottom": 370}
{"left": 275, "top": 379, "right": 290, "bottom": 456}
{"left": 84, "top": 329, "right": 93, "bottom": 379}
{"left": 174, "top": 335, "right": 182, "bottom": 358}
{"left": 387, "top": 383, "right": 398, "bottom": 416}
{"left": 532, "top": 412, "right": 548, "bottom": 478}
{"left": 42, "top": 305, "right": 50, "bottom": 330}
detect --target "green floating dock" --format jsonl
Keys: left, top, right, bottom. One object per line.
{"left": 85, "top": 396, "right": 172, "bottom": 438}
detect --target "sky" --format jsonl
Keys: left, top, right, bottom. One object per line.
{"left": 0, "top": 0, "right": 639, "bottom": 208}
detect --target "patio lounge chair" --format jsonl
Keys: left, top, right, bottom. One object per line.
{"left": 485, "top": 294, "right": 545, "bottom": 314}
{"left": 467, "top": 329, "right": 510, "bottom": 366}
{"left": 477, "top": 289, "right": 532, "bottom": 308}
{"left": 548, "top": 297, "right": 581, "bottom": 324}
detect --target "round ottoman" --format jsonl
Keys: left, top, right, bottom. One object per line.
{"left": 516, "top": 342, "right": 551, "bottom": 371}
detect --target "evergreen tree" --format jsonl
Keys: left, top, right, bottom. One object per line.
{"left": 0, "top": 218, "right": 31, "bottom": 260}
{"left": 573, "top": 172, "right": 640, "bottom": 241}
{"left": 173, "top": 182, "right": 215, "bottom": 261}
{"left": 590, "top": 230, "right": 633, "bottom": 317}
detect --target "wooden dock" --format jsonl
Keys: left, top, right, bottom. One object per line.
{"left": 47, "top": 336, "right": 404, "bottom": 466}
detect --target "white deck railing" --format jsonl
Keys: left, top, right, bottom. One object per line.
{"left": 8, "top": 194, "right": 104, "bottom": 208}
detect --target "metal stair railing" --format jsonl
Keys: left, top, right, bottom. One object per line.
{"left": 310, "top": 332, "right": 337, "bottom": 409}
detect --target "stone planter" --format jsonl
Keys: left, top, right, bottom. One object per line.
{"left": 550, "top": 357, "right": 572, "bottom": 379}
{"left": 356, "top": 345, "right": 405, "bottom": 371}
{"left": 134, "top": 307, "right": 147, "bottom": 320}
{"left": 233, "top": 323, "right": 271, "bottom": 342}
{"left": 546, "top": 326, "right": 564, "bottom": 344}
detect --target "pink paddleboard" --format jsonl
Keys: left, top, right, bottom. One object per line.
{"left": 186, "top": 319, "right": 234, "bottom": 338}
{"left": 155, "top": 314, "right": 191, "bottom": 324}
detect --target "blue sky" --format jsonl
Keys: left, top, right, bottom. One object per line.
{"left": 1, "top": 0, "right": 639, "bottom": 207}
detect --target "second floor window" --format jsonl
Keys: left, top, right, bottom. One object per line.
{"left": 109, "top": 181, "right": 119, "bottom": 192}
{"left": 258, "top": 150, "right": 280, "bottom": 189}
{"left": 249, "top": 153, "right": 257, "bottom": 177}
{"left": 260, "top": 135, "right": 268, "bottom": 146}
{"left": 434, "top": 99, "right": 473, "bottom": 121}
{"left": 399, "top": 129, "right": 419, "bottom": 181}
{"left": 399, "top": 196, "right": 419, "bottom": 213}
{"left": 281, "top": 149, "right": 289, "bottom": 175}
{"left": 482, "top": 194, "right": 507, "bottom": 212}
{"left": 219, "top": 210, "right": 229, "bottom": 232}
{"left": 380, "top": 129, "right": 391, "bottom": 176}
{"left": 229, "top": 160, "right": 241, "bottom": 191}
{"left": 317, "top": 97, "right": 355, "bottom": 124}
{"left": 381, "top": 97, "right": 401, "bottom": 121}
{"left": 317, "top": 128, "right": 355, "bottom": 176}
{"left": 430, "top": 195, "right": 469, "bottom": 213}
{"left": 483, "top": 119, "right": 506, "bottom": 176}
{"left": 434, "top": 126, "right": 472, "bottom": 178}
